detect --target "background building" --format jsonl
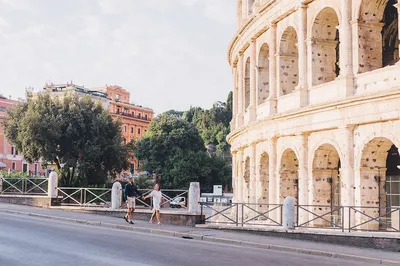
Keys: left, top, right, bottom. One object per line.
{"left": 0, "top": 95, "right": 43, "bottom": 175}
{"left": 228, "top": 0, "right": 400, "bottom": 228}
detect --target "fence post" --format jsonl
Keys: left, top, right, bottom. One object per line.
{"left": 48, "top": 170, "right": 58, "bottom": 198}
{"left": 283, "top": 196, "right": 295, "bottom": 230}
{"left": 111, "top": 182, "right": 122, "bottom": 210}
{"left": 188, "top": 182, "right": 200, "bottom": 214}
{"left": 0, "top": 175, "right": 3, "bottom": 194}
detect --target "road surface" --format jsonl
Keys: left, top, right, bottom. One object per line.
{"left": 0, "top": 212, "right": 380, "bottom": 266}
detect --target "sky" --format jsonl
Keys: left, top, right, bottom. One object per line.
{"left": 0, "top": 0, "right": 236, "bottom": 114}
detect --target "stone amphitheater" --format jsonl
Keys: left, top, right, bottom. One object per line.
{"left": 227, "top": 0, "right": 400, "bottom": 228}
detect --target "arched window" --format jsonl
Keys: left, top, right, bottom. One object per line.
{"left": 258, "top": 44, "right": 270, "bottom": 104}
{"left": 279, "top": 27, "right": 299, "bottom": 95}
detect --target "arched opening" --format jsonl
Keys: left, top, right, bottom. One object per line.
{"left": 279, "top": 27, "right": 299, "bottom": 95}
{"left": 358, "top": 0, "right": 399, "bottom": 73}
{"left": 359, "top": 137, "right": 400, "bottom": 230}
{"left": 244, "top": 57, "right": 251, "bottom": 109}
{"left": 244, "top": 156, "right": 251, "bottom": 203}
{"left": 311, "top": 144, "right": 341, "bottom": 227}
{"left": 259, "top": 153, "right": 269, "bottom": 206}
{"left": 311, "top": 8, "right": 340, "bottom": 86}
{"left": 258, "top": 44, "right": 270, "bottom": 105}
{"left": 279, "top": 149, "right": 299, "bottom": 203}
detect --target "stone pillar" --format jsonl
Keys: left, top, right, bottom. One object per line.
{"left": 237, "top": 150, "right": 244, "bottom": 202}
{"left": 248, "top": 39, "right": 257, "bottom": 122}
{"left": 236, "top": 54, "right": 244, "bottom": 127}
{"left": 298, "top": 133, "right": 309, "bottom": 224}
{"left": 0, "top": 174, "right": 3, "bottom": 193}
{"left": 249, "top": 143, "right": 257, "bottom": 203}
{"left": 232, "top": 151, "right": 238, "bottom": 203}
{"left": 188, "top": 182, "right": 200, "bottom": 214}
{"left": 111, "top": 181, "right": 122, "bottom": 210}
{"left": 268, "top": 137, "right": 279, "bottom": 222}
{"left": 340, "top": 0, "right": 353, "bottom": 77}
{"left": 340, "top": 126, "right": 355, "bottom": 228}
{"left": 48, "top": 170, "right": 58, "bottom": 198}
{"left": 232, "top": 64, "right": 238, "bottom": 130}
{"left": 297, "top": 4, "right": 308, "bottom": 107}
{"left": 268, "top": 23, "right": 278, "bottom": 115}
{"left": 283, "top": 196, "right": 296, "bottom": 230}
{"left": 395, "top": 3, "right": 400, "bottom": 63}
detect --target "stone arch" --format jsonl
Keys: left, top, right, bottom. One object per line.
{"left": 279, "top": 148, "right": 299, "bottom": 203}
{"left": 244, "top": 57, "right": 251, "bottom": 109}
{"left": 359, "top": 137, "right": 400, "bottom": 230}
{"left": 279, "top": 26, "right": 299, "bottom": 95}
{"left": 356, "top": 0, "right": 399, "bottom": 73}
{"left": 257, "top": 43, "right": 270, "bottom": 105}
{"left": 259, "top": 152, "right": 269, "bottom": 205}
{"left": 311, "top": 7, "right": 340, "bottom": 86}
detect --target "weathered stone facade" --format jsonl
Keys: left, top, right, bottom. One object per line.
{"left": 228, "top": 0, "right": 400, "bottom": 229}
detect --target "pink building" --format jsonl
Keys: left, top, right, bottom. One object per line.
{"left": 0, "top": 95, "right": 43, "bottom": 176}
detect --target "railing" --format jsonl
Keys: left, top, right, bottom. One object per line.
{"left": 296, "top": 205, "right": 344, "bottom": 230}
{"left": 0, "top": 176, "right": 48, "bottom": 195}
{"left": 135, "top": 189, "right": 188, "bottom": 209}
{"left": 199, "top": 202, "right": 283, "bottom": 227}
{"left": 56, "top": 187, "right": 112, "bottom": 207}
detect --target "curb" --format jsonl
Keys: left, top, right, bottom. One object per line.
{"left": 1, "top": 209, "right": 399, "bottom": 265}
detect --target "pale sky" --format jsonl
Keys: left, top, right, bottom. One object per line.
{"left": 0, "top": 0, "right": 236, "bottom": 114}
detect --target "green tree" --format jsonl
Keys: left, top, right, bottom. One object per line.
{"left": 3, "top": 93, "right": 132, "bottom": 186}
{"left": 134, "top": 174, "right": 154, "bottom": 189}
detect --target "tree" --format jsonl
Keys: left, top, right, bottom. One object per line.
{"left": 3, "top": 93, "right": 132, "bottom": 186}
{"left": 134, "top": 114, "right": 231, "bottom": 191}
{"left": 134, "top": 174, "right": 154, "bottom": 189}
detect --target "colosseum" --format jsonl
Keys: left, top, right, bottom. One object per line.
{"left": 227, "top": 0, "right": 400, "bottom": 228}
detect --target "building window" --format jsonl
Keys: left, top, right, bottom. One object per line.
{"left": 132, "top": 111, "right": 135, "bottom": 117}
{"left": 12, "top": 162, "right": 16, "bottom": 171}
{"left": 145, "top": 114, "right": 148, "bottom": 120}
{"left": 131, "top": 127, "right": 134, "bottom": 134}
{"left": 117, "top": 108, "right": 120, "bottom": 114}
{"left": 11, "top": 147, "right": 18, "bottom": 155}
{"left": 22, "top": 163, "right": 28, "bottom": 173}
{"left": 138, "top": 128, "right": 141, "bottom": 135}
{"left": 124, "top": 126, "right": 127, "bottom": 132}
{"left": 116, "top": 94, "right": 120, "bottom": 101}
{"left": 130, "top": 164, "right": 134, "bottom": 174}
{"left": 138, "top": 113, "right": 141, "bottom": 119}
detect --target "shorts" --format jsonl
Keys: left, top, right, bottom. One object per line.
{"left": 127, "top": 196, "right": 136, "bottom": 209}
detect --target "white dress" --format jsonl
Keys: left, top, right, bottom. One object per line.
{"left": 150, "top": 190, "right": 162, "bottom": 211}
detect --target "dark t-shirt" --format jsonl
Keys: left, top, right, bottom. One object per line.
{"left": 124, "top": 183, "right": 142, "bottom": 198}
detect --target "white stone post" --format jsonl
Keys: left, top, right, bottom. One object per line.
{"left": 283, "top": 196, "right": 296, "bottom": 230}
{"left": 248, "top": 39, "right": 257, "bottom": 122}
{"left": 48, "top": 170, "right": 58, "bottom": 198}
{"left": 188, "top": 182, "right": 200, "bottom": 214}
{"left": 340, "top": 0, "right": 354, "bottom": 76}
{"left": 111, "top": 181, "right": 122, "bottom": 210}
{"left": 236, "top": 54, "right": 244, "bottom": 127}
{"left": 297, "top": 4, "right": 308, "bottom": 107}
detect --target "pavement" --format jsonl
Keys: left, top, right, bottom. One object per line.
{"left": 0, "top": 203, "right": 399, "bottom": 265}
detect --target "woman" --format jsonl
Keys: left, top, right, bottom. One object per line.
{"left": 144, "top": 184, "right": 162, "bottom": 225}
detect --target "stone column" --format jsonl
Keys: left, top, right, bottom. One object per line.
{"left": 232, "top": 151, "right": 238, "bottom": 203}
{"left": 111, "top": 181, "right": 122, "bottom": 210}
{"left": 249, "top": 142, "right": 257, "bottom": 203}
{"left": 268, "top": 23, "right": 278, "bottom": 115}
{"left": 297, "top": 4, "right": 308, "bottom": 107}
{"left": 237, "top": 150, "right": 244, "bottom": 202}
{"left": 395, "top": 3, "right": 400, "bottom": 63}
{"left": 188, "top": 182, "right": 200, "bottom": 214}
{"left": 268, "top": 137, "right": 279, "bottom": 222}
{"left": 48, "top": 170, "right": 58, "bottom": 199}
{"left": 232, "top": 64, "right": 238, "bottom": 130}
{"left": 340, "top": 0, "right": 353, "bottom": 77}
{"left": 236, "top": 54, "right": 244, "bottom": 127}
{"left": 297, "top": 133, "right": 309, "bottom": 224}
{"left": 248, "top": 39, "right": 257, "bottom": 122}
{"left": 340, "top": 126, "right": 355, "bottom": 228}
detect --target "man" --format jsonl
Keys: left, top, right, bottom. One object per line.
{"left": 123, "top": 176, "right": 143, "bottom": 224}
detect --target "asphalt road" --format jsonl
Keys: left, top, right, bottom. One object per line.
{"left": 0, "top": 212, "right": 380, "bottom": 266}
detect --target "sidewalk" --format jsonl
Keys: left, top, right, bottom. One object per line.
{"left": 0, "top": 203, "right": 399, "bottom": 265}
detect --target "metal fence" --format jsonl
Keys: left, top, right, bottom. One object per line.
{"left": 199, "top": 202, "right": 283, "bottom": 227}
{"left": 0, "top": 176, "right": 48, "bottom": 195}
{"left": 135, "top": 189, "right": 188, "bottom": 209}
{"left": 199, "top": 202, "right": 400, "bottom": 232}
{"left": 56, "top": 187, "right": 112, "bottom": 207}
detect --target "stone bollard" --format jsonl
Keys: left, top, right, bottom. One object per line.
{"left": 0, "top": 174, "right": 3, "bottom": 193}
{"left": 111, "top": 181, "right": 122, "bottom": 210}
{"left": 48, "top": 170, "right": 58, "bottom": 198}
{"left": 283, "top": 196, "right": 295, "bottom": 230}
{"left": 188, "top": 182, "right": 200, "bottom": 214}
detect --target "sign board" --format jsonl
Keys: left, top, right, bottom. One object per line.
{"left": 213, "top": 185, "right": 223, "bottom": 196}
